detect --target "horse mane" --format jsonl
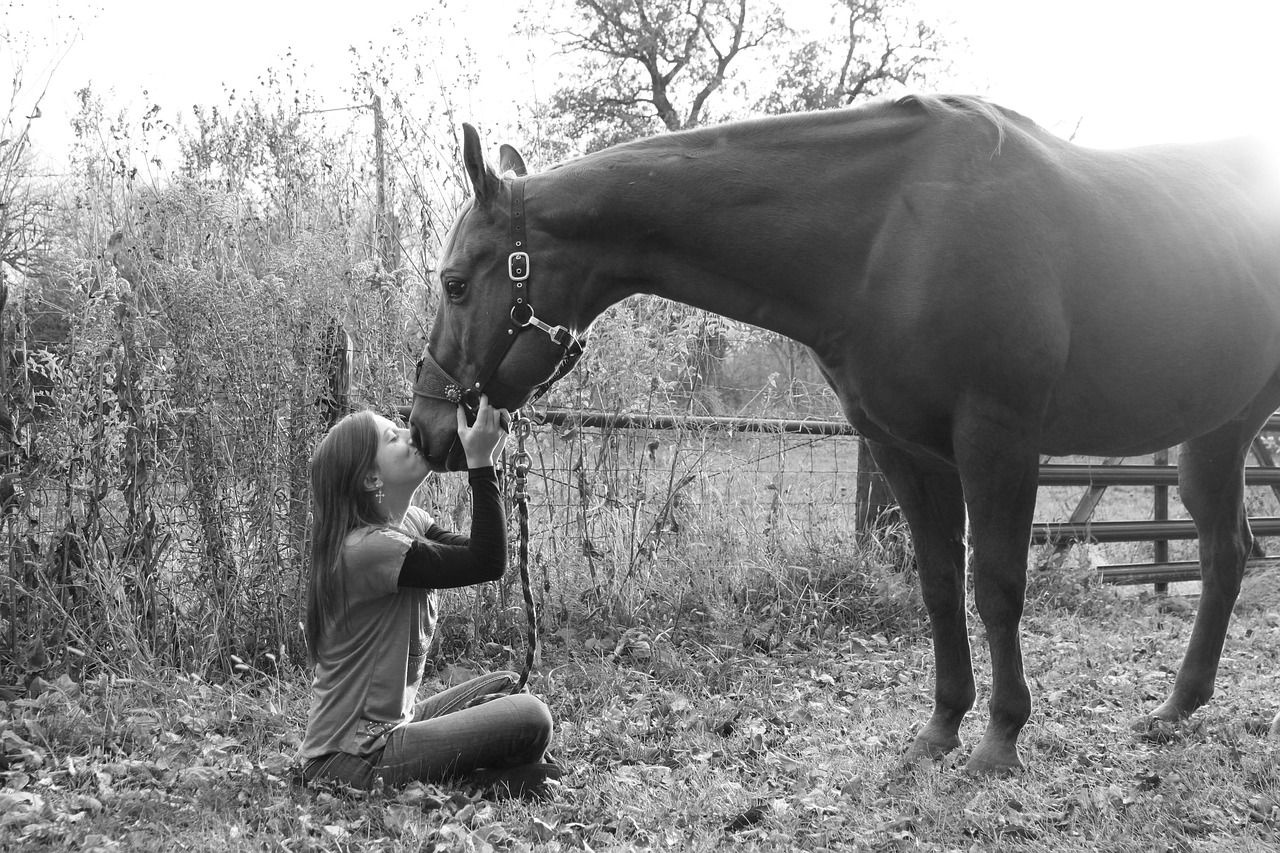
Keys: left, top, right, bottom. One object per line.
{"left": 884, "top": 94, "right": 1041, "bottom": 152}
{"left": 546, "top": 94, "right": 1038, "bottom": 173}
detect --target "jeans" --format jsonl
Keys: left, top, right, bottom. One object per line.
{"left": 302, "top": 671, "right": 553, "bottom": 791}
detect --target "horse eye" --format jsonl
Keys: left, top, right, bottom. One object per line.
{"left": 444, "top": 280, "right": 467, "bottom": 299}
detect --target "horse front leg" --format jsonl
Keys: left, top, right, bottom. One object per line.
{"left": 866, "top": 441, "right": 972, "bottom": 764}
{"left": 953, "top": 411, "right": 1041, "bottom": 774}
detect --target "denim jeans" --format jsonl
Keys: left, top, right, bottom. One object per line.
{"left": 303, "top": 671, "right": 553, "bottom": 791}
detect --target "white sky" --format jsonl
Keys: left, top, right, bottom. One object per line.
{"left": 5, "top": 0, "right": 1280, "bottom": 168}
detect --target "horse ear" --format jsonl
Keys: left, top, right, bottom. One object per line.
{"left": 461, "top": 123, "right": 499, "bottom": 203}
{"left": 498, "top": 143, "right": 528, "bottom": 177}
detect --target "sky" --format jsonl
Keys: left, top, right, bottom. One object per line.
{"left": 4, "top": 0, "right": 1280, "bottom": 170}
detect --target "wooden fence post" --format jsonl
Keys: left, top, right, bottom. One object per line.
{"left": 1153, "top": 448, "right": 1170, "bottom": 594}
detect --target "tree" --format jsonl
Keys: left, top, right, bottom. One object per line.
{"left": 541, "top": 0, "right": 955, "bottom": 151}
{"left": 543, "top": 0, "right": 788, "bottom": 151}
{"left": 757, "top": 0, "right": 952, "bottom": 114}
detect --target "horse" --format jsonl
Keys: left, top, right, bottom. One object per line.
{"left": 407, "top": 94, "right": 1280, "bottom": 773}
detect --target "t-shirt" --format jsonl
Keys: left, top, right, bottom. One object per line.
{"left": 299, "top": 468, "right": 505, "bottom": 760}
{"left": 300, "top": 506, "right": 438, "bottom": 759}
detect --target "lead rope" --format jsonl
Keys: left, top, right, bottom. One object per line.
{"left": 510, "top": 411, "right": 538, "bottom": 693}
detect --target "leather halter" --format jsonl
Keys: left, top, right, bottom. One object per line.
{"left": 413, "top": 177, "right": 585, "bottom": 413}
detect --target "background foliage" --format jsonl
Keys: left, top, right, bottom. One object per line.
{"left": 1, "top": 0, "right": 959, "bottom": 685}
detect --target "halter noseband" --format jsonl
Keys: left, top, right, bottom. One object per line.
{"left": 413, "top": 177, "right": 585, "bottom": 413}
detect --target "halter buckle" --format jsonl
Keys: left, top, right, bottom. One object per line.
{"left": 508, "top": 251, "right": 529, "bottom": 281}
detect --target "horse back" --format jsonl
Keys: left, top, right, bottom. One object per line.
{"left": 840, "top": 116, "right": 1280, "bottom": 457}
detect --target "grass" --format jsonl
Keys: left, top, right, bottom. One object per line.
{"left": 6, "top": 441, "right": 1280, "bottom": 851}
{"left": 3, "top": 572, "right": 1279, "bottom": 852}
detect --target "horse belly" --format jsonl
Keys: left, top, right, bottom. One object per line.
{"left": 1038, "top": 141, "right": 1280, "bottom": 454}
{"left": 1041, "top": 328, "right": 1280, "bottom": 456}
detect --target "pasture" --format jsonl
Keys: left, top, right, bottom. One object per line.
{"left": 4, "top": 417, "right": 1280, "bottom": 851}
{"left": 3, "top": 574, "right": 1279, "bottom": 852}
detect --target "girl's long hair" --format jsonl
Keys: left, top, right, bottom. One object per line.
{"left": 305, "top": 411, "right": 386, "bottom": 666}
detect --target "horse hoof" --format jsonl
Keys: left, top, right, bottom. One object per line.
{"left": 964, "top": 740, "right": 1023, "bottom": 776}
{"left": 963, "top": 755, "right": 1022, "bottom": 776}
{"left": 903, "top": 733, "right": 961, "bottom": 768}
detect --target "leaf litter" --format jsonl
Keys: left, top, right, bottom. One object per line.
{"left": 2, "top": 592, "right": 1279, "bottom": 850}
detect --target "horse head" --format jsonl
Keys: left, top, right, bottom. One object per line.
{"left": 408, "top": 124, "right": 586, "bottom": 470}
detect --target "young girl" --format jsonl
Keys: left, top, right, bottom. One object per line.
{"left": 299, "top": 395, "right": 558, "bottom": 798}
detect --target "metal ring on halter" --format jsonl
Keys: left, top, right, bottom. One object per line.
{"left": 511, "top": 303, "right": 576, "bottom": 350}
{"left": 510, "top": 302, "right": 534, "bottom": 327}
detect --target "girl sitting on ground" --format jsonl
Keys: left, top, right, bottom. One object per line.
{"left": 298, "top": 396, "right": 558, "bottom": 798}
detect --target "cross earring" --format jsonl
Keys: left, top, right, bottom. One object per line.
{"left": 371, "top": 479, "right": 384, "bottom": 503}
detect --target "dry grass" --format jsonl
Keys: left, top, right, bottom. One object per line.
{"left": 3, "top": 578, "right": 1278, "bottom": 852}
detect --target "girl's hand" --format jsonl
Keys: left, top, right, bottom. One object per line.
{"left": 457, "top": 395, "right": 509, "bottom": 468}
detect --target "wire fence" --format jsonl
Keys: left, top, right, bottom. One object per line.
{"left": 407, "top": 409, "right": 872, "bottom": 624}
{"left": 530, "top": 411, "right": 859, "bottom": 562}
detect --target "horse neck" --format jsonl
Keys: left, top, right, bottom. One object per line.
{"left": 537, "top": 115, "right": 934, "bottom": 346}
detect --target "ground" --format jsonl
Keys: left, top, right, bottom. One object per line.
{"left": 2, "top": 577, "right": 1279, "bottom": 852}
{"left": 1242, "top": 565, "right": 1280, "bottom": 612}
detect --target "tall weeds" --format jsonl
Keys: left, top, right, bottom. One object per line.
{"left": 3, "top": 176, "right": 424, "bottom": 678}
{"left": 0, "top": 56, "right": 873, "bottom": 689}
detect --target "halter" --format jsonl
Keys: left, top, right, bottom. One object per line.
{"left": 412, "top": 177, "right": 585, "bottom": 414}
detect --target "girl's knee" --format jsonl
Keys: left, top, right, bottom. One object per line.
{"left": 509, "top": 694, "right": 554, "bottom": 747}
{"left": 515, "top": 693, "right": 553, "bottom": 726}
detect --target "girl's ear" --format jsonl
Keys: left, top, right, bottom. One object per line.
{"left": 363, "top": 473, "right": 382, "bottom": 491}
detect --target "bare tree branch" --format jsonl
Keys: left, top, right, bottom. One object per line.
{"left": 541, "top": 0, "right": 786, "bottom": 148}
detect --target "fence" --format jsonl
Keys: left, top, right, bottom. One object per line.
{"left": 1031, "top": 420, "right": 1280, "bottom": 585}
{"left": 503, "top": 407, "right": 865, "bottom": 598}
{"left": 530, "top": 406, "right": 1280, "bottom": 587}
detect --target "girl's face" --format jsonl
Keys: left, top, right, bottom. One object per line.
{"left": 369, "top": 414, "right": 430, "bottom": 490}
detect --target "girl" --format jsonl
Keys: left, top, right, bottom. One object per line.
{"left": 299, "top": 396, "right": 558, "bottom": 798}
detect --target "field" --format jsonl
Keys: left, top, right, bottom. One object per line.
{"left": 5, "top": 421, "right": 1280, "bottom": 851}
{"left": 3, "top": 574, "right": 1279, "bottom": 852}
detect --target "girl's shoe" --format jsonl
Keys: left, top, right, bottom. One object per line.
{"left": 465, "top": 762, "right": 563, "bottom": 800}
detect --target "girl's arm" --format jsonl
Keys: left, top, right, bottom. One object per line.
{"left": 396, "top": 466, "right": 506, "bottom": 589}
{"left": 424, "top": 523, "right": 468, "bottom": 546}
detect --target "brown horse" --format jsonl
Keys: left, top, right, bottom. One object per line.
{"left": 408, "top": 95, "right": 1280, "bottom": 773}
